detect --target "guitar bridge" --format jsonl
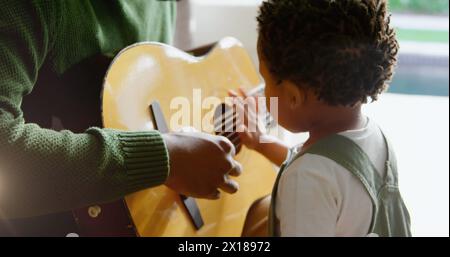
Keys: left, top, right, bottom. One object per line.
{"left": 149, "top": 101, "right": 204, "bottom": 231}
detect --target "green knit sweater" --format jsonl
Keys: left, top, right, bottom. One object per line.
{"left": 0, "top": 0, "right": 176, "bottom": 218}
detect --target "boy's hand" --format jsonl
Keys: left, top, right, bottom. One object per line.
{"left": 229, "top": 88, "right": 289, "bottom": 167}
{"left": 228, "top": 89, "right": 265, "bottom": 151}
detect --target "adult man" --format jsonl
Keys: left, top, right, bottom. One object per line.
{"left": 0, "top": 0, "right": 241, "bottom": 223}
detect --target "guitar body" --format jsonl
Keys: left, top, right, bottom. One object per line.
{"left": 102, "top": 38, "right": 277, "bottom": 236}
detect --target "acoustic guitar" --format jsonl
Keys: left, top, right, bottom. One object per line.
{"left": 0, "top": 38, "right": 276, "bottom": 237}
{"left": 100, "top": 37, "right": 277, "bottom": 236}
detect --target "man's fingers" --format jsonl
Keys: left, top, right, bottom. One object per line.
{"left": 219, "top": 177, "right": 239, "bottom": 194}
{"left": 228, "top": 160, "right": 243, "bottom": 177}
{"left": 217, "top": 136, "right": 236, "bottom": 156}
{"left": 206, "top": 189, "right": 221, "bottom": 200}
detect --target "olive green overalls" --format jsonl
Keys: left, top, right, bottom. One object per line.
{"left": 269, "top": 133, "right": 412, "bottom": 237}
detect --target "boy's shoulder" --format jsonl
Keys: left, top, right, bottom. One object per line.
{"left": 283, "top": 117, "right": 390, "bottom": 182}
{"left": 281, "top": 151, "right": 353, "bottom": 187}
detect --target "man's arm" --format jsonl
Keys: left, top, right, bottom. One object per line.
{"left": 0, "top": 2, "right": 171, "bottom": 219}
{"left": 0, "top": 2, "right": 243, "bottom": 219}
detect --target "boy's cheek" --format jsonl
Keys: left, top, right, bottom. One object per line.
{"left": 276, "top": 102, "right": 295, "bottom": 130}
{"left": 264, "top": 84, "right": 307, "bottom": 131}
{"left": 277, "top": 103, "right": 309, "bottom": 133}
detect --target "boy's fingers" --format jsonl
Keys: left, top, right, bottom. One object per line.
{"left": 235, "top": 98, "right": 258, "bottom": 127}
{"left": 228, "top": 89, "right": 239, "bottom": 97}
{"left": 236, "top": 97, "right": 257, "bottom": 116}
{"left": 236, "top": 124, "right": 254, "bottom": 146}
{"left": 229, "top": 88, "right": 248, "bottom": 97}
{"left": 236, "top": 124, "right": 247, "bottom": 133}
{"left": 235, "top": 99, "right": 246, "bottom": 124}
{"left": 238, "top": 88, "right": 249, "bottom": 97}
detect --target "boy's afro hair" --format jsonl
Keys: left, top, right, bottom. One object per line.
{"left": 257, "top": 0, "right": 399, "bottom": 106}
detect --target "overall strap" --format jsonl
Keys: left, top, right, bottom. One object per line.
{"left": 268, "top": 148, "right": 297, "bottom": 236}
{"left": 381, "top": 131, "right": 399, "bottom": 186}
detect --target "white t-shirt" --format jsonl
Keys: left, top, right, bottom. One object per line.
{"left": 276, "top": 117, "right": 387, "bottom": 236}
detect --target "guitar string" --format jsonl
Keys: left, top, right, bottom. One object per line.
{"left": 194, "top": 85, "right": 270, "bottom": 150}
{"left": 214, "top": 108, "right": 273, "bottom": 131}
{"left": 214, "top": 110, "right": 273, "bottom": 151}
{"left": 212, "top": 106, "right": 273, "bottom": 131}
{"left": 214, "top": 112, "right": 272, "bottom": 137}
{"left": 212, "top": 84, "right": 269, "bottom": 131}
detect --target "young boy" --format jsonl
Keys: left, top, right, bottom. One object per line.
{"left": 233, "top": 0, "right": 411, "bottom": 237}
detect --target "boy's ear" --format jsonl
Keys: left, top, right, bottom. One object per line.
{"left": 283, "top": 81, "right": 304, "bottom": 110}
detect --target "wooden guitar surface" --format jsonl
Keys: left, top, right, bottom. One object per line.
{"left": 102, "top": 38, "right": 276, "bottom": 236}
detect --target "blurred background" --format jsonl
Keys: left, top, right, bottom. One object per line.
{"left": 174, "top": 0, "right": 449, "bottom": 237}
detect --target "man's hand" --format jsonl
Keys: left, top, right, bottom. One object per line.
{"left": 163, "top": 132, "right": 242, "bottom": 200}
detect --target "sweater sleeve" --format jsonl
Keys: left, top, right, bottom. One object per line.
{"left": 0, "top": 1, "right": 169, "bottom": 219}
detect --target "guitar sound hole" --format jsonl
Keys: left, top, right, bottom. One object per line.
{"left": 213, "top": 103, "right": 242, "bottom": 154}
